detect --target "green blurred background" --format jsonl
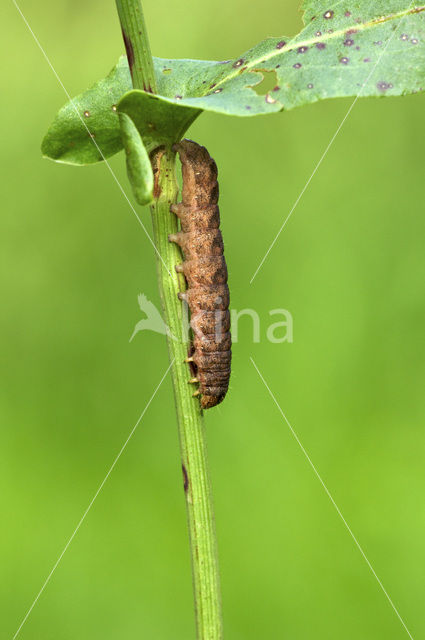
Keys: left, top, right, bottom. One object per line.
{"left": 1, "top": 1, "right": 425, "bottom": 638}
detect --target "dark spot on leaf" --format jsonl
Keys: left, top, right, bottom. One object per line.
{"left": 233, "top": 58, "right": 244, "bottom": 68}
{"left": 316, "top": 31, "right": 322, "bottom": 36}
{"left": 377, "top": 81, "right": 391, "bottom": 92}
{"left": 293, "top": 62, "right": 302, "bottom": 69}
{"left": 345, "top": 11, "right": 351, "bottom": 17}
{"left": 182, "top": 464, "right": 189, "bottom": 493}
{"left": 374, "top": 41, "right": 383, "bottom": 46}
{"left": 175, "top": 95, "right": 182, "bottom": 100}
{"left": 401, "top": 34, "right": 409, "bottom": 41}
{"left": 316, "top": 42, "right": 326, "bottom": 50}
{"left": 275, "top": 64, "right": 281, "bottom": 68}
{"left": 364, "top": 57, "right": 371, "bottom": 62}
{"left": 340, "top": 57, "right": 349, "bottom": 64}
{"left": 272, "top": 85, "right": 280, "bottom": 92}
{"left": 210, "top": 83, "right": 217, "bottom": 89}
{"left": 162, "top": 68, "right": 172, "bottom": 74}
{"left": 276, "top": 40, "right": 286, "bottom": 49}
{"left": 344, "top": 39, "right": 354, "bottom": 46}
{"left": 298, "top": 46, "right": 308, "bottom": 53}
{"left": 324, "top": 10, "right": 334, "bottom": 19}
{"left": 346, "top": 29, "right": 358, "bottom": 35}
{"left": 246, "top": 105, "right": 252, "bottom": 109}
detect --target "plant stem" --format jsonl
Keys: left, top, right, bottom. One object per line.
{"left": 151, "top": 148, "right": 223, "bottom": 639}
{"left": 115, "top": 0, "right": 156, "bottom": 92}
{"left": 115, "top": 2, "right": 223, "bottom": 637}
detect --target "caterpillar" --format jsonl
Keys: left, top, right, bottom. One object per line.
{"left": 169, "top": 139, "right": 231, "bottom": 410}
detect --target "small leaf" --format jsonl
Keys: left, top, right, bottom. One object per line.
{"left": 119, "top": 112, "right": 154, "bottom": 206}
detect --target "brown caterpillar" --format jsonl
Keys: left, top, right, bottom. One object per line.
{"left": 169, "top": 139, "right": 231, "bottom": 410}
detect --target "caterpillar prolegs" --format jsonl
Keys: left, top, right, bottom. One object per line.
{"left": 169, "top": 140, "right": 231, "bottom": 410}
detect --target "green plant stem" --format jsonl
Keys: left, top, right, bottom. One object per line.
{"left": 115, "top": 2, "right": 223, "bottom": 638}
{"left": 151, "top": 149, "right": 223, "bottom": 639}
{"left": 115, "top": 0, "right": 156, "bottom": 92}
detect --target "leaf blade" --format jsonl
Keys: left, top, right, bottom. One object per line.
{"left": 119, "top": 112, "right": 154, "bottom": 206}
{"left": 41, "top": 2, "right": 425, "bottom": 166}
{"left": 41, "top": 57, "right": 131, "bottom": 165}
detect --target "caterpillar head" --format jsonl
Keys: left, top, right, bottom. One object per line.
{"left": 173, "top": 139, "right": 219, "bottom": 209}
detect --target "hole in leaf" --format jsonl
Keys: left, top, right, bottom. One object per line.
{"left": 251, "top": 69, "right": 279, "bottom": 96}
{"left": 162, "top": 68, "right": 172, "bottom": 74}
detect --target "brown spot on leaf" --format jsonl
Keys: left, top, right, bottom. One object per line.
{"left": 377, "top": 81, "right": 391, "bottom": 92}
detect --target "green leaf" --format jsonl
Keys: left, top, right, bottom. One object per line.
{"left": 118, "top": 112, "right": 154, "bottom": 206}
{"left": 41, "top": 56, "right": 202, "bottom": 165}
{"left": 156, "top": 2, "right": 425, "bottom": 114}
{"left": 117, "top": 90, "right": 200, "bottom": 154}
{"left": 42, "top": 2, "right": 425, "bottom": 166}
{"left": 41, "top": 57, "right": 131, "bottom": 165}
